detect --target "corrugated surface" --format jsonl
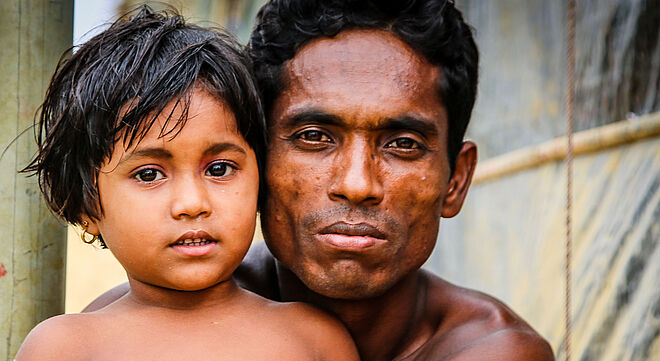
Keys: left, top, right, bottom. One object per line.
{"left": 457, "top": 0, "right": 660, "bottom": 160}
{"left": 436, "top": 1, "right": 660, "bottom": 358}
{"left": 427, "top": 135, "right": 660, "bottom": 360}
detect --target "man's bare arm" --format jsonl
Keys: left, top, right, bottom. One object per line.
{"left": 412, "top": 272, "right": 555, "bottom": 360}
{"left": 408, "top": 316, "right": 555, "bottom": 360}
{"left": 81, "top": 283, "right": 129, "bottom": 312}
{"left": 442, "top": 328, "right": 555, "bottom": 361}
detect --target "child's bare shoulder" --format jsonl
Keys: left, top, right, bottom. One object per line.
{"left": 15, "top": 313, "right": 98, "bottom": 360}
{"left": 242, "top": 292, "right": 359, "bottom": 360}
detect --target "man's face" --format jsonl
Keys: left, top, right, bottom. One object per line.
{"left": 262, "top": 29, "right": 474, "bottom": 299}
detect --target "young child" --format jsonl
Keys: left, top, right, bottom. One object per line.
{"left": 16, "top": 7, "right": 358, "bottom": 361}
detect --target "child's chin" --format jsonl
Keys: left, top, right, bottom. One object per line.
{"left": 167, "top": 278, "right": 229, "bottom": 292}
{"left": 175, "top": 285, "right": 214, "bottom": 292}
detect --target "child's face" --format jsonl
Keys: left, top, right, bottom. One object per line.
{"left": 83, "top": 89, "right": 259, "bottom": 291}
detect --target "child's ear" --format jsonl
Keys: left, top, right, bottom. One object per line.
{"left": 79, "top": 214, "right": 100, "bottom": 236}
{"left": 441, "top": 141, "right": 477, "bottom": 218}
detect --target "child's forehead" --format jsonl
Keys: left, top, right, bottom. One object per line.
{"left": 118, "top": 88, "right": 240, "bottom": 148}
{"left": 103, "top": 89, "right": 247, "bottom": 166}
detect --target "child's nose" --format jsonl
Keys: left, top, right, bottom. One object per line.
{"left": 170, "top": 176, "right": 212, "bottom": 219}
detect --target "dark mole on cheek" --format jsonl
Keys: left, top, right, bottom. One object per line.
{"left": 405, "top": 196, "right": 418, "bottom": 210}
{"left": 291, "top": 177, "right": 301, "bottom": 200}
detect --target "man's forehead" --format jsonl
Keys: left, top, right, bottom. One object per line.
{"left": 272, "top": 29, "right": 447, "bottom": 130}
{"left": 284, "top": 29, "right": 437, "bottom": 91}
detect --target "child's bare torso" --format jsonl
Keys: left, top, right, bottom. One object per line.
{"left": 17, "top": 283, "right": 358, "bottom": 361}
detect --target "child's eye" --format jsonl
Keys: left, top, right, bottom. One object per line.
{"left": 134, "top": 168, "right": 165, "bottom": 183}
{"left": 205, "top": 162, "right": 235, "bottom": 177}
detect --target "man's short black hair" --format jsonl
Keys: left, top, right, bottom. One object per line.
{"left": 249, "top": 0, "right": 478, "bottom": 170}
{"left": 24, "top": 6, "right": 266, "bottom": 236}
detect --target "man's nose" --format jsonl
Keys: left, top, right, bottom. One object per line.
{"left": 170, "top": 175, "right": 212, "bottom": 219}
{"left": 329, "top": 140, "right": 384, "bottom": 206}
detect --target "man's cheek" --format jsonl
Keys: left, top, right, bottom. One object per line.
{"left": 400, "top": 174, "right": 445, "bottom": 208}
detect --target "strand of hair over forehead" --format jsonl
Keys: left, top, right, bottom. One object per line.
{"left": 77, "top": 7, "right": 252, "bottom": 148}
{"left": 78, "top": 9, "right": 207, "bottom": 149}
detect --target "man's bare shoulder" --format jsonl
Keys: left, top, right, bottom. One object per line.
{"left": 15, "top": 313, "right": 97, "bottom": 360}
{"left": 414, "top": 271, "right": 555, "bottom": 360}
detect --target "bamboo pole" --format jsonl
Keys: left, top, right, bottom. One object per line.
{"left": 473, "top": 112, "right": 660, "bottom": 184}
{"left": 0, "top": 1, "right": 72, "bottom": 359}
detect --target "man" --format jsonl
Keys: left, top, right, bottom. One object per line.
{"left": 86, "top": 1, "right": 554, "bottom": 359}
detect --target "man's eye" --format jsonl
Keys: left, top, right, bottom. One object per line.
{"left": 206, "top": 162, "right": 234, "bottom": 177}
{"left": 297, "top": 129, "right": 332, "bottom": 142}
{"left": 385, "top": 138, "right": 421, "bottom": 149}
{"left": 134, "top": 168, "right": 165, "bottom": 182}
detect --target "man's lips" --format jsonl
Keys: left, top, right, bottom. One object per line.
{"left": 318, "top": 222, "right": 387, "bottom": 238}
{"left": 316, "top": 222, "right": 387, "bottom": 250}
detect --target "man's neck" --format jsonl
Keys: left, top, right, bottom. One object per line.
{"left": 275, "top": 261, "right": 435, "bottom": 361}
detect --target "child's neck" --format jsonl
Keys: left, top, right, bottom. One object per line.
{"left": 124, "top": 277, "right": 243, "bottom": 311}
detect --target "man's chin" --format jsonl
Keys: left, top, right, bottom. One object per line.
{"left": 297, "top": 264, "right": 398, "bottom": 300}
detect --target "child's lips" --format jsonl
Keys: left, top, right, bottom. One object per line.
{"left": 170, "top": 230, "right": 218, "bottom": 257}
{"left": 171, "top": 242, "right": 217, "bottom": 257}
{"left": 171, "top": 238, "right": 215, "bottom": 246}
{"left": 171, "top": 230, "right": 215, "bottom": 245}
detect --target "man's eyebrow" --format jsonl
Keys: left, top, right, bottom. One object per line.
{"left": 283, "top": 109, "right": 344, "bottom": 128}
{"left": 377, "top": 115, "right": 440, "bottom": 136}
{"left": 281, "top": 108, "right": 440, "bottom": 136}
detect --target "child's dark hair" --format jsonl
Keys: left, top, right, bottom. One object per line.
{"left": 23, "top": 6, "right": 266, "bottom": 245}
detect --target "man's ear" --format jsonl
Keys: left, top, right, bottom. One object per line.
{"left": 441, "top": 141, "right": 477, "bottom": 218}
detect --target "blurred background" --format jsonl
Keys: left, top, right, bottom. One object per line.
{"left": 1, "top": 0, "right": 658, "bottom": 360}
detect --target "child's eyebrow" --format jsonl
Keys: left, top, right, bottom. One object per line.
{"left": 118, "top": 143, "right": 247, "bottom": 166}
{"left": 203, "top": 143, "right": 247, "bottom": 157}
{"left": 119, "top": 148, "right": 172, "bottom": 165}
